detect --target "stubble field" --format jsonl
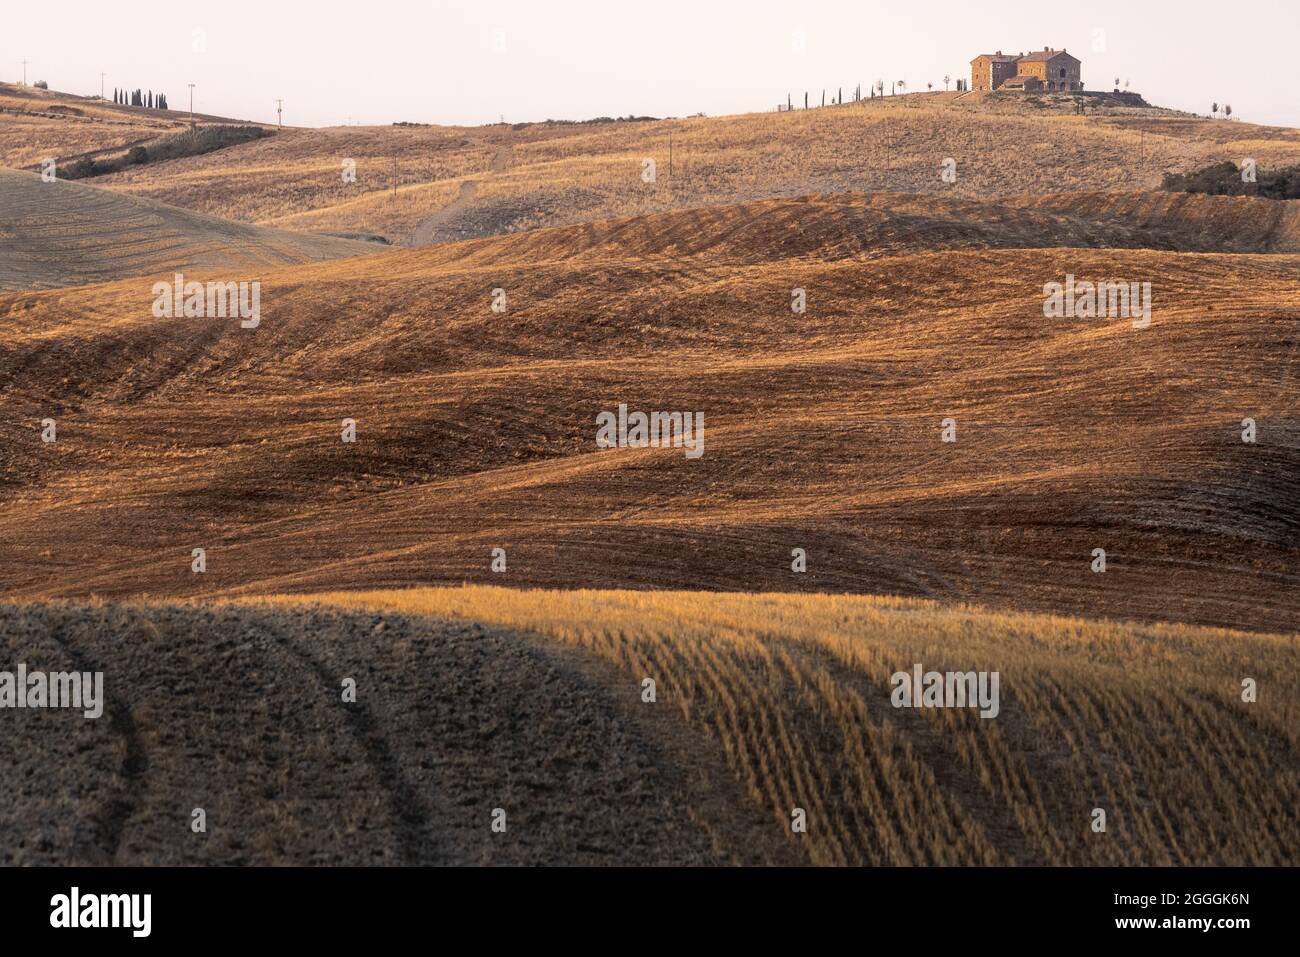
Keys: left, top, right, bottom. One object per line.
{"left": 1, "top": 83, "right": 1297, "bottom": 867}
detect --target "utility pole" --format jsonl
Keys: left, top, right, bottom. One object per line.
{"left": 100, "top": 73, "right": 107, "bottom": 100}
{"left": 668, "top": 134, "right": 673, "bottom": 184}
{"left": 21, "top": 59, "right": 29, "bottom": 85}
{"left": 187, "top": 83, "right": 196, "bottom": 123}
{"left": 276, "top": 98, "right": 283, "bottom": 128}
{"left": 392, "top": 156, "right": 397, "bottom": 198}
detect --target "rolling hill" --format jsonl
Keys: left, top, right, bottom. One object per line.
{"left": 0, "top": 79, "right": 264, "bottom": 170}
{"left": 0, "top": 168, "right": 377, "bottom": 291}
{"left": 2, "top": 75, "right": 1298, "bottom": 872}
{"left": 10, "top": 82, "right": 1297, "bottom": 246}
{"left": 3, "top": 591, "right": 1294, "bottom": 865}
{"left": 1, "top": 190, "right": 1296, "bottom": 632}
{"left": 86, "top": 92, "right": 1300, "bottom": 244}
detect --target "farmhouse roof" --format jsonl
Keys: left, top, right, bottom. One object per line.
{"left": 1017, "top": 48, "right": 1078, "bottom": 62}
{"left": 972, "top": 52, "right": 1018, "bottom": 62}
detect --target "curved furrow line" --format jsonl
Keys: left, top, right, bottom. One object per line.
{"left": 36, "top": 605, "right": 151, "bottom": 864}
{"left": 253, "top": 612, "right": 445, "bottom": 866}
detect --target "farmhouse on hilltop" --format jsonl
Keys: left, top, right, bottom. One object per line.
{"left": 970, "top": 48, "right": 1082, "bottom": 92}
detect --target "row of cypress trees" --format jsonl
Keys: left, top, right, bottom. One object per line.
{"left": 113, "top": 88, "right": 168, "bottom": 110}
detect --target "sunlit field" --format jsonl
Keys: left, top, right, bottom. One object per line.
{"left": 259, "top": 586, "right": 1300, "bottom": 866}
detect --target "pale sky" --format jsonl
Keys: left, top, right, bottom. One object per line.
{"left": 7, "top": 0, "right": 1298, "bottom": 129}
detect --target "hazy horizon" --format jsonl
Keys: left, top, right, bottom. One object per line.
{"left": 6, "top": 0, "right": 1299, "bottom": 129}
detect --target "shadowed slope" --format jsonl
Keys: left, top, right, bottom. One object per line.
{"left": 0, "top": 168, "right": 378, "bottom": 291}
{"left": 271, "top": 587, "right": 1300, "bottom": 867}
{"left": 356, "top": 190, "right": 1300, "bottom": 269}
{"left": 5, "top": 593, "right": 1292, "bottom": 865}
{"left": 1, "top": 601, "right": 784, "bottom": 865}
{"left": 1013, "top": 190, "right": 1300, "bottom": 254}
{"left": 0, "top": 193, "right": 1297, "bottom": 632}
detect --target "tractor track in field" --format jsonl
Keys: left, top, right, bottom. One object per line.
{"left": 1, "top": 602, "right": 781, "bottom": 865}
{"left": 41, "top": 606, "right": 151, "bottom": 865}
{"left": 257, "top": 614, "right": 446, "bottom": 865}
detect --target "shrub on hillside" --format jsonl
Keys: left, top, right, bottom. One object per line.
{"left": 59, "top": 125, "right": 272, "bottom": 179}
{"left": 1162, "top": 160, "right": 1300, "bottom": 199}
{"left": 145, "top": 125, "right": 271, "bottom": 163}
{"left": 64, "top": 157, "right": 108, "bottom": 178}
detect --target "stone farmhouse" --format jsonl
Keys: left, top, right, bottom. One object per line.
{"left": 970, "top": 48, "right": 1082, "bottom": 92}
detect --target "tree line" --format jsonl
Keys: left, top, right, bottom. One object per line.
{"left": 113, "top": 88, "right": 169, "bottom": 110}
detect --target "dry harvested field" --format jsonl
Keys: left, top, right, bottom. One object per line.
{"left": 0, "top": 80, "right": 259, "bottom": 170}
{"left": 0, "top": 600, "right": 770, "bottom": 865}
{"left": 2, "top": 80, "right": 1298, "bottom": 871}
{"left": 11, "top": 83, "right": 1300, "bottom": 250}
{"left": 2, "top": 190, "right": 1297, "bottom": 632}
{"left": 2, "top": 592, "right": 1293, "bottom": 865}
{"left": 60, "top": 92, "right": 1300, "bottom": 244}
{"left": 97, "top": 125, "right": 501, "bottom": 231}
{"left": 0, "top": 169, "right": 375, "bottom": 291}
